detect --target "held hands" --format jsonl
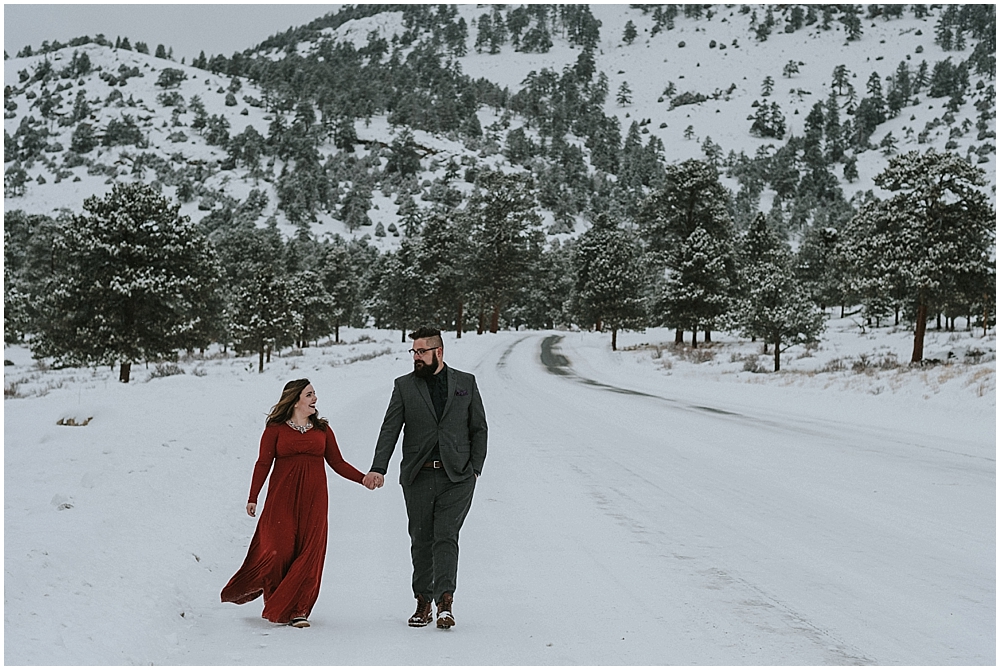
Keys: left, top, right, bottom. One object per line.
{"left": 246, "top": 502, "right": 256, "bottom": 517}
{"left": 362, "top": 471, "right": 385, "bottom": 490}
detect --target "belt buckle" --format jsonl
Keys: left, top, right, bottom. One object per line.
{"left": 432, "top": 460, "right": 442, "bottom": 469}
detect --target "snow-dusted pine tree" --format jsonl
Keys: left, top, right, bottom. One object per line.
{"left": 842, "top": 149, "right": 995, "bottom": 362}
{"left": 732, "top": 213, "right": 826, "bottom": 372}
{"left": 652, "top": 225, "right": 734, "bottom": 348}
{"left": 318, "top": 239, "right": 363, "bottom": 343}
{"left": 31, "top": 183, "right": 221, "bottom": 382}
{"left": 571, "top": 212, "right": 646, "bottom": 350}
{"left": 637, "top": 159, "right": 737, "bottom": 343}
{"left": 227, "top": 267, "right": 301, "bottom": 372}
{"left": 464, "top": 170, "right": 543, "bottom": 333}
{"left": 415, "top": 211, "right": 471, "bottom": 337}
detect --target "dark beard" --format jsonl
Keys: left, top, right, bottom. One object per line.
{"left": 413, "top": 352, "right": 439, "bottom": 379}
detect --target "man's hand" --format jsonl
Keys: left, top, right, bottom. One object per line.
{"left": 363, "top": 471, "right": 385, "bottom": 490}
{"left": 246, "top": 502, "right": 257, "bottom": 517}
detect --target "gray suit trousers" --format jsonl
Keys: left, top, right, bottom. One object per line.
{"left": 402, "top": 467, "right": 476, "bottom": 603}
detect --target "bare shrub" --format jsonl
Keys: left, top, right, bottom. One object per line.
{"left": 672, "top": 344, "right": 717, "bottom": 364}
{"left": 148, "top": 362, "right": 184, "bottom": 380}
{"left": 822, "top": 358, "right": 847, "bottom": 372}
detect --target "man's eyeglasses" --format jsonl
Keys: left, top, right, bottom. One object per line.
{"left": 408, "top": 347, "right": 440, "bottom": 356}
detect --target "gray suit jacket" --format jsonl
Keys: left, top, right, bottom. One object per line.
{"left": 371, "top": 365, "right": 488, "bottom": 485}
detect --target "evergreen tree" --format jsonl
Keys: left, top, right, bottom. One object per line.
{"left": 616, "top": 81, "right": 633, "bottom": 106}
{"left": 227, "top": 267, "right": 301, "bottom": 372}
{"left": 761, "top": 75, "right": 775, "bottom": 96}
{"left": 865, "top": 71, "right": 887, "bottom": 123}
{"left": 843, "top": 155, "right": 859, "bottom": 182}
{"left": 841, "top": 5, "right": 863, "bottom": 41}
{"left": 287, "top": 269, "right": 337, "bottom": 348}
{"left": 824, "top": 90, "right": 845, "bottom": 161}
{"left": 415, "top": 211, "right": 472, "bottom": 336}
{"left": 795, "top": 224, "right": 848, "bottom": 312}
{"left": 318, "top": 238, "right": 362, "bottom": 342}
{"left": 733, "top": 214, "right": 826, "bottom": 371}
{"left": 156, "top": 67, "right": 187, "bottom": 88}
{"left": 385, "top": 129, "right": 422, "bottom": 176}
{"left": 637, "top": 159, "right": 737, "bottom": 343}
{"left": 842, "top": 150, "right": 995, "bottom": 362}
{"left": 831, "top": 64, "right": 852, "bottom": 95}
{"left": 623, "top": 20, "right": 638, "bottom": 45}
{"left": 70, "top": 122, "right": 97, "bottom": 153}
{"left": 571, "top": 213, "right": 646, "bottom": 350}
{"left": 465, "top": 170, "right": 543, "bottom": 333}
{"left": 652, "top": 225, "right": 735, "bottom": 347}
{"left": 31, "top": 183, "right": 220, "bottom": 382}
{"left": 368, "top": 240, "right": 427, "bottom": 341}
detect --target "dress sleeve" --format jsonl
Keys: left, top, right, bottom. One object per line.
{"left": 248, "top": 425, "right": 278, "bottom": 504}
{"left": 324, "top": 426, "right": 365, "bottom": 484}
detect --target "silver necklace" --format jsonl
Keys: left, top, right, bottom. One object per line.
{"left": 287, "top": 419, "right": 313, "bottom": 433}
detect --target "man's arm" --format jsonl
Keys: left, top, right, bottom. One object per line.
{"left": 367, "top": 380, "right": 405, "bottom": 484}
{"left": 467, "top": 376, "right": 487, "bottom": 477}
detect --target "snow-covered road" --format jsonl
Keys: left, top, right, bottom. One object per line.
{"left": 4, "top": 330, "right": 994, "bottom": 664}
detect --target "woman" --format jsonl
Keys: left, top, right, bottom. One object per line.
{"left": 221, "top": 378, "right": 371, "bottom": 628}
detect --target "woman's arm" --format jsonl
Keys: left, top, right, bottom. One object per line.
{"left": 324, "top": 426, "right": 365, "bottom": 484}
{"left": 248, "top": 425, "right": 279, "bottom": 506}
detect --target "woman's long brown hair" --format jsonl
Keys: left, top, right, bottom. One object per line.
{"left": 266, "top": 378, "right": 329, "bottom": 431}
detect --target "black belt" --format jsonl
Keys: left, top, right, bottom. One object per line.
{"left": 422, "top": 460, "right": 443, "bottom": 469}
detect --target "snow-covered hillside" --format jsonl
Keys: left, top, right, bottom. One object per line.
{"left": 4, "top": 4, "right": 995, "bottom": 245}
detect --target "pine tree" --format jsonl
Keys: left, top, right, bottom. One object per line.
{"left": 465, "top": 170, "right": 543, "bottom": 333}
{"left": 831, "top": 64, "right": 851, "bottom": 95}
{"left": 318, "top": 238, "right": 362, "bottom": 343}
{"left": 368, "top": 240, "right": 427, "bottom": 341}
{"left": 416, "top": 211, "right": 472, "bottom": 337}
{"left": 761, "top": 75, "right": 775, "bottom": 96}
{"left": 623, "top": 20, "right": 638, "bottom": 45}
{"left": 732, "top": 214, "right": 826, "bottom": 371}
{"left": 385, "top": 129, "right": 421, "bottom": 176}
{"left": 842, "top": 150, "right": 995, "bottom": 362}
{"left": 795, "top": 225, "right": 848, "bottom": 312}
{"left": 841, "top": 5, "right": 863, "bottom": 41}
{"left": 227, "top": 267, "right": 301, "bottom": 372}
{"left": 843, "top": 155, "right": 859, "bottom": 182}
{"left": 571, "top": 213, "right": 646, "bottom": 350}
{"left": 616, "top": 81, "right": 633, "bottom": 106}
{"left": 31, "top": 183, "right": 220, "bottom": 382}
{"left": 637, "top": 159, "right": 737, "bottom": 343}
{"left": 652, "top": 225, "right": 734, "bottom": 347}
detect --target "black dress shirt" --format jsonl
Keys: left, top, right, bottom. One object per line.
{"left": 425, "top": 364, "right": 448, "bottom": 462}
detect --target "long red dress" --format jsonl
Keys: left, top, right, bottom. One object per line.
{"left": 221, "top": 422, "right": 364, "bottom": 623}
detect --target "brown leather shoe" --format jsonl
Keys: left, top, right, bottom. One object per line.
{"left": 408, "top": 595, "right": 433, "bottom": 627}
{"left": 436, "top": 592, "right": 455, "bottom": 629}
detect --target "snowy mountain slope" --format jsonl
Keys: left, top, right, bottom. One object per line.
{"left": 4, "top": 4, "right": 995, "bottom": 246}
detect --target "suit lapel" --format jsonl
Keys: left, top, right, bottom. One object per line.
{"left": 412, "top": 374, "right": 437, "bottom": 421}
{"left": 442, "top": 367, "right": 456, "bottom": 420}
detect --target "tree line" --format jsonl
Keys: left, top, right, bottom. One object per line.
{"left": 4, "top": 149, "right": 994, "bottom": 381}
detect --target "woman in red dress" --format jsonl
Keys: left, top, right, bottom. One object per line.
{"left": 221, "top": 378, "right": 372, "bottom": 628}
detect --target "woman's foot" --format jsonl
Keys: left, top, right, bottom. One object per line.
{"left": 289, "top": 617, "right": 310, "bottom": 628}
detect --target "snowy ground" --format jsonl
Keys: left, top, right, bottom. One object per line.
{"left": 4, "top": 318, "right": 994, "bottom": 665}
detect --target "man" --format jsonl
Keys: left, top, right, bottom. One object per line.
{"left": 363, "top": 327, "right": 488, "bottom": 629}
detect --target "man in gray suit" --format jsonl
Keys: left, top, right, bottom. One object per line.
{"left": 363, "top": 327, "right": 487, "bottom": 629}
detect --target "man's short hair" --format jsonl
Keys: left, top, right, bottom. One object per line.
{"left": 409, "top": 326, "right": 443, "bottom": 349}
